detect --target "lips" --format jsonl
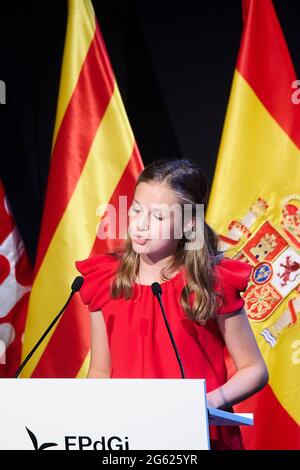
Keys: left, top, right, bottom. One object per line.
{"left": 132, "top": 236, "right": 148, "bottom": 245}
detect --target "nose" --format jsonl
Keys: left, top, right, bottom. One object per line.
{"left": 137, "top": 212, "right": 149, "bottom": 231}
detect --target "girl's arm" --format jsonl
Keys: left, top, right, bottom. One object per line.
{"left": 207, "top": 307, "right": 269, "bottom": 409}
{"left": 87, "top": 310, "right": 111, "bottom": 378}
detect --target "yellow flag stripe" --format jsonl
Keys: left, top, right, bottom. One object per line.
{"left": 76, "top": 351, "right": 90, "bottom": 378}
{"left": 207, "top": 70, "right": 300, "bottom": 230}
{"left": 21, "top": 83, "right": 135, "bottom": 376}
{"left": 52, "top": 0, "right": 96, "bottom": 147}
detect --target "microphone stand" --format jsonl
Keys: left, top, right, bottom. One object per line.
{"left": 151, "top": 282, "right": 185, "bottom": 379}
{"left": 14, "top": 276, "right": 84, "bottom": 378}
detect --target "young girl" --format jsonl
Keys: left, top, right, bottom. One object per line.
{"left": 75, "top": 158, "right": 268, "bottom": 450}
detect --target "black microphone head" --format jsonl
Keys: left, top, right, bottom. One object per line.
{"left": 151, "top": 282, "right": 162, "bottom": 297}
{"left": 71, "top": 276, "right": 84, "bottom": 292}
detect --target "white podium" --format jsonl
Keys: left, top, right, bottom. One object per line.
{"left": 0, "top": 379, "right": 253, "bottom": 450}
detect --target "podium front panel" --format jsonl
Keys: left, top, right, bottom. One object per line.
{"left": 0, "top": 378, "right": 210, "bottom": 450}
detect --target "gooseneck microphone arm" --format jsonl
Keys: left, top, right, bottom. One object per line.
{"left": 14, "top": 276, "right": 84, "bottom": 378}
{"left": 151, "top": 282, "right": 185, "bottom": 379}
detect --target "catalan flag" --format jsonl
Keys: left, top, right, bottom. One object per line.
{"left": 206, "top": 0, "right": 300, "bottom": 449}
{"left": 21, "top": 0, "right": 143, "bottom": 378}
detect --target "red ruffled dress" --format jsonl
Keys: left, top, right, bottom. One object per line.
{"left": 75, "top": 253, "right": 252, "bottom": 450}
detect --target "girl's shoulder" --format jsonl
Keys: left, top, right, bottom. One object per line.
{"left": 75, "top": 253, "right": 120, "bottom": 312}
{"left": 213, "top": 253, "right": 252, "bottom": 315}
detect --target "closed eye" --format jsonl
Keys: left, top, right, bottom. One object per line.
{"left": 130, "top": 206, "right": 141, "bottom": 213}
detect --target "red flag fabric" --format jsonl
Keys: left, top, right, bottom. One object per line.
{"left": 0, "top": 179, "right": 32, "bottom": 377}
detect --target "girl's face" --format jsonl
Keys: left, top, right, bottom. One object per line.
{"left": 128, "top": 182, "right": 183, "bottom": 260}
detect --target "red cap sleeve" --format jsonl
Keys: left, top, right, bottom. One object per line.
{"left": 75, "top": 254, "right": 119, "bottom": 312}
{"left": 214, "top": 257, "right": 252, "bottom": 315}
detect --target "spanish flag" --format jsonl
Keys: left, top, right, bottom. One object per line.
{"left": 21, "top": 0, "right": 143, "bottom": 377}
{"left": 206, "top": 0, "right": 300, "bottom": 449}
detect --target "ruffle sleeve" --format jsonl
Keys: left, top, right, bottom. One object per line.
{"left": 75, "top": 254, "right": 120, "bottom": 312}
{"left": 214, "top": 257, "right": 252, "bottom": 315}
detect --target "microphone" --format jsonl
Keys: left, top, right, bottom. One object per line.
{"left": 151, "top": 282, "right": 185, "bottom": 379}
{"left": 14, "top": 276, "right": 84, "bottom": 378}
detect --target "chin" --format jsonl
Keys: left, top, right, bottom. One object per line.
{"left": 131, "top": 241, "right": 150, "bottom": 253}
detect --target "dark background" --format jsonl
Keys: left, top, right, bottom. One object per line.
{"left": 0, "top": 0, "right": 299, "bottom": 265}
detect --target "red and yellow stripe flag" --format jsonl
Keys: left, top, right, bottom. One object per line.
{"left": 21, "top": 0, "right": 143, "bottom": 378}
{"left": 206, "top": 0, "right": 300, "bottom": 449}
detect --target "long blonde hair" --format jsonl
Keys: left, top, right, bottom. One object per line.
{"left": 110, "top": 158, "right": 223, "bottom": 325}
